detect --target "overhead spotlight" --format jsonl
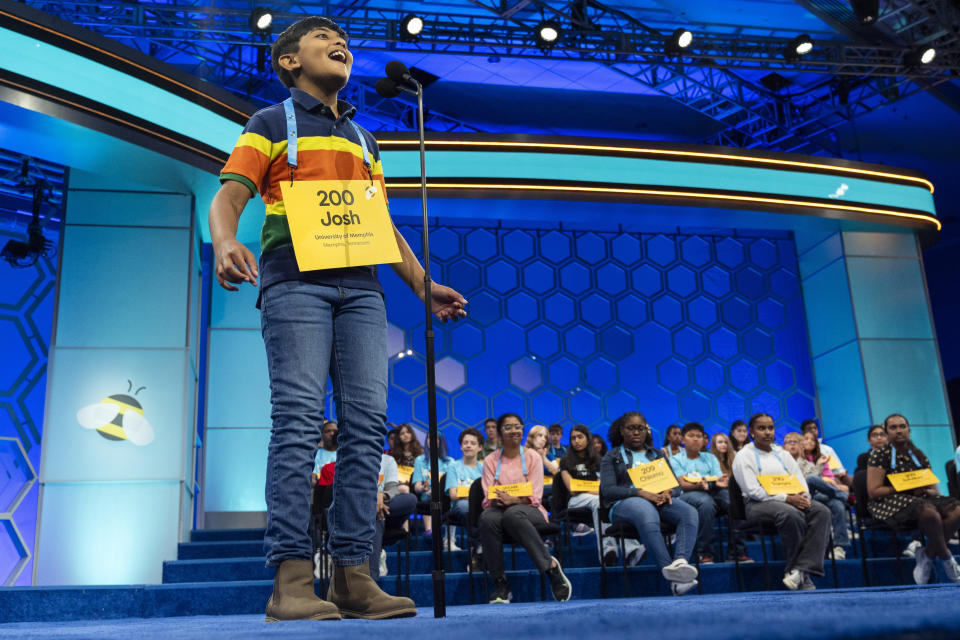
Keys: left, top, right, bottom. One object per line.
{"left": 904, "top": 46, "right": 936, "bottom": 66}
{"left": 850, "top": 0, "right": 879, "bottom": 24}
{"left": 401, "top": 14, "right": 424, "bottom": 40}
{"left": 785, "top": 34, "right": 814, "bottom": 60}
{"left": 249, "top": 7, "right": 273, "bottom": 34}
{"left": 535, "top": 20, "right": 561, "bottom": 47}
{"left": 665, "top": 27, "right": 693, "bottom": 53}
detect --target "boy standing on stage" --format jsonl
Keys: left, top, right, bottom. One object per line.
{"left": 209, "top": 16, "right": 466, "bottom": 621}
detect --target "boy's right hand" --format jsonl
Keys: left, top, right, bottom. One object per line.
{"left": 214, "top": 238, "right": 258, "bottom": 291}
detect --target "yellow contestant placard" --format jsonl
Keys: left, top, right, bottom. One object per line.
{"left": 683, "top": 474, "right": 720, "bottom": 483}
{"left": 888, "top": 469, "right": 939, "bottom": 492}
{"left": 280, "top": 180, "right": 402, "bottom": 271}
{"left": 543, "top": 475, "right": 553, "bottom": 486}
{"left": 456, "top": 485, "right": 471, "bottom": 499}
{"left": 627, "top": 458, "right": 679, "bottom": 494}
{"left": 397, "top": 465, "right": 414, "bottom": 483}
{"left": 488, "top": 482, "right": 533, "bottom": 499}
{"left": 757, "top": 474, "right": 806, "bottom": 495}
{"left": 570, "top": 479, "right": 600, "bottom": 492}
{"left": 828, "top": 455, "right": 844, "bottom": 471}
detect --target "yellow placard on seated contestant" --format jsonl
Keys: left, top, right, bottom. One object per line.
{"left": 627, "top": 458, "right": 679, "bottom": 494}
{"left": 280, "top": 179, "right": 402, "bottom": 271}
{"left": 488, "top": 482, "right": 534, "bottom": 499}
{"left": 888, "top": 469, "right": 939, "bottom": 492}
{"left": 569, "top": 479, "right": 600, "bottom": 493}
{"left": 397, "top": 465, "right": 414, "bottom": 483}
{"left": 543, "top": 475, "right": 553, "bottom": 486}
{"left": 456, "top": 485, "right": 471, "bottom": 499}
{"left": 827, "top": 455, "right": 844, "bottom": 471}
{"left": 757, "top": 474, "right": 806, "bottom": 495}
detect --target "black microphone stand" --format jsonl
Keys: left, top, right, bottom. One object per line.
{"left": 385, "top": 73, "right": 446, "bottom": 619}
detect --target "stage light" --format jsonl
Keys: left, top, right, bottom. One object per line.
{"left": 904, "top": 46, "right": 936, "bottom": 66}
{"left": 249, "top": 7, "right": 273, "bottom": 34}
{"left": 536, "top": 20, "right": 561, "bottom": 47}
{"left": 785, "top": 34, "right": 813, "bottom": 60}
{"left": 401, "top": 14, "right": 424, "bottom": 39}
{"left": 850, "top": 0, "right": 879, "bottom": 24}
{"left": 666, "top": 28, "right": 693, "bottom": 53}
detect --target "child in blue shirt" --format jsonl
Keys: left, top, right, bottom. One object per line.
{"left": 669, "top": 422, "right": 725, "bottom": 563}
{"left": 411, "top": 433, "right": 452, "bottom": 536}
{"left": 444, "top": 428, "right": 484, "bottom": 553}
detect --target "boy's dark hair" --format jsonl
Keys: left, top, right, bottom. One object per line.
{"left": 548, "top": 423, "right": 563, "bottom": 434}
{"left": 271, "top": 16, "right": 348, "bottom": 88}
{"left": 867, "top": 424, "right": 884, "bottom": 439}
{"left": 800, "top": 419, "right": 819, "bottom": 435}
{"left": 681, "top": 422, "right": 705, "bottom": 436}
{"left": 459, "top": 427, "right": 483, "bottom": 447}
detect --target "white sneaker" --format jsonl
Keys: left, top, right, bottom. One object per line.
{"left": 572, "top": 523, "right": 594, "bottom": 537}
{"left": 626, "top": 545, "right": 646, "bottom": 567}
{"left": 903, "top": 539, "right": 922, "bottom": 558}
{"left": 782, "top": 568, "right": 803, "bottom": 590}
{"left": 379, "top": 548, "right": 388, "bottom": 577}
{"left": 670, "top": 580, "right": 698, "bottom": 596}
{"left": 940, "top": 555, "right": 960, "bottom": 583}
{"left": 447, "top": 539, "right": 462, "bottom": 552}
{"left": 832, "top": 546, "right": 847, "bottom": 560}
{"left": 913, "top": 547, "right": 933, "bottom": 585}
{"left": 661, "top": 558, "right": 698, "bottom": 583}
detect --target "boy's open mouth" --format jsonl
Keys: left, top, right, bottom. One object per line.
{"left": 329, "top": 49, "right": 347, "bottom": 63}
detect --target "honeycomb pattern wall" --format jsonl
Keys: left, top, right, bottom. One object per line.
{"left": 0, "top": 226, "right": 55, "bottom": 585}
{"left": 381, "top": 222, "right": 816, "bottom": 452}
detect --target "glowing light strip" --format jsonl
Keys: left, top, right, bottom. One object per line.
{"left": 386, "top": 182, "right": 942, "bottom": 231}
{"left": 0, "top": 76, "right": 226, "bottom": 165}
{"left": 378, "top": 140, "right": 935, "bottom": 193}
{"left": 0, "top": 9, "right": 248, "bottom": 121}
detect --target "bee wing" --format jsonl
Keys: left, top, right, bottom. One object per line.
{"left": 77, "top": 403, "right": 117, "bottom": 430}
{"left": 122, "top": 411, "right": 155, "bottom": 446}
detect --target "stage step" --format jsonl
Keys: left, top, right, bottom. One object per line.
{"left": 0, "top": 557, "right": 940, "bottom": 623}
{"left": 177, "top": 540, "right": 264, "bottom": 560}
{"left": 189, "top": 528, "right": 265, "bottom": 543}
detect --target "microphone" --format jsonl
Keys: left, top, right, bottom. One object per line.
{"left": 375, "top": 77, "right": 402, "bottom": 98}
{"left": 385, "top": 60, "right": 420, "bottom": 89}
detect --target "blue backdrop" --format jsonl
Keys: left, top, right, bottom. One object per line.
{"left": 0, "top": 225, "right": 55, "bottom": 586}
{"left": 381, "top": 221, "right": 817, "bottom": 454}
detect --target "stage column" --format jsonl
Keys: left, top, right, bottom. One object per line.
{"left": 797, "top": 229, "right": 955, "bottom": 488}
{"left": 33, "top": 170, "right": 202, "bottom": 585}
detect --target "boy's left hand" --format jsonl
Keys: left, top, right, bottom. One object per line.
{"left": 429, "top": 284, "right": 468, "bottom": 322}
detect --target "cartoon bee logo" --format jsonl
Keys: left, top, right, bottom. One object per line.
{"left": 77, "top": 380, "right": 155, "bottom": 446}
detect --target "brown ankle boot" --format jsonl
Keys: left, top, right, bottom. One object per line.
{"left": 326, "top": 562, "right": 417, "bottom": 619}
{"left": 265, "top": 559, "right": 341, "bottom": 622}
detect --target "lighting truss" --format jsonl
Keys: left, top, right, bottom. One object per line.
{"left": 22, "top": 1, "right": 960, "bottom": 155}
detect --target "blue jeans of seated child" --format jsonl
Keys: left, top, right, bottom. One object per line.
{"left": 806, "top": 475, "right": 850, "bottom": 547}
{"left": 260, "top": 280, "right": 388, "bottom": 568}
{"left": 610, "top": 496, "right": 698, "bottom": 571}
{"left": 678, "top": 491, "right": 718, "bottom": 559}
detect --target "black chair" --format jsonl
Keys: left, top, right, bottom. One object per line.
{"left": 727, "top": 477, "right": 839, "bottom": 590}
{"left": 946, "top": 460, "right": 959, "bottom": 499}
{"left": 467, "top": 477, "right": 562, "bottom": 602}
{"left": 853, "top": 468, "right": 924, "bottom": 586}
{"left": 550, "top": 475, "right": 596, "bottom": 568}
{"left": 728, "top": 477, "right": 778, "bottom": 590}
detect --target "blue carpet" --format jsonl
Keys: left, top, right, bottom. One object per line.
{"left": 0, "top": 586, "right": 957, "bottom": 640}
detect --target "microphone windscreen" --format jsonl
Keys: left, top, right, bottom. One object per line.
{"left": 375, "top": 77, "right": 402, "bottom": 98}
{"left": 385, "top": 60, "right": 410, "bottom": 82}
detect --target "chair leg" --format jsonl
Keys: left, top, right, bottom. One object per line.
{"left": 619, "top": 536, "right": 629, "bottom": 597}
{"left": 892, "top": 531, "right": 904, "bottom": 584}
{"left": 829, "top": 533, "right": 839, "bottom": 589}
{"left": 734, "top": 552, "right": 743, "bottom": 592}
{"left": 760, "top": 533, "right": 770, "bottom": 590}
{"left": 405, "top": 531, "right": 411, "bottom": 596}
{"left": 468, "top": 545, "right": 475, "bottom": 605}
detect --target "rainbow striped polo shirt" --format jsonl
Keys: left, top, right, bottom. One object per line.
{"left": 220, "top": 87, "right": 386, "bottom": 297}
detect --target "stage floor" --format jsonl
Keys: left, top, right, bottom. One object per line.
{"left": 1, "top": 585, "right": 957, "bottom": 640}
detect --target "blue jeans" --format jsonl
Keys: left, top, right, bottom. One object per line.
{"left": 806, "top": 476, "right": 850, "bottom": 547}
{"left": 610, "top": 496, "right": 698, "bottom": 570}
{"left": 260, "top": 281, "right": 388, "bottom": 567}
{"left": 678, "top": 491, "right": 718, "bottom": 559}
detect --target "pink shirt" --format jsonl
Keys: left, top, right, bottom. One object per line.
{"left": 481, "top": 448, "right": 547, "bottom": 518}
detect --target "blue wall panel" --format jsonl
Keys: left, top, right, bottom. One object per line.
{"left": 798, "top": 259, "right": 857, "bottom": 357}
{"left": 203, "top": 428, "right": 270, "bottom": 512}
{"left": 381, "top": 223, "right": 817, "bottom": 449}
{"left": 847, "top": 257, "right": 933, "bottom": 339}
{"left": 0, "top": 226, "right": 56, "bottom": 585}
{"left": 860, "top": 339, "right": 950, "bottom": 427}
